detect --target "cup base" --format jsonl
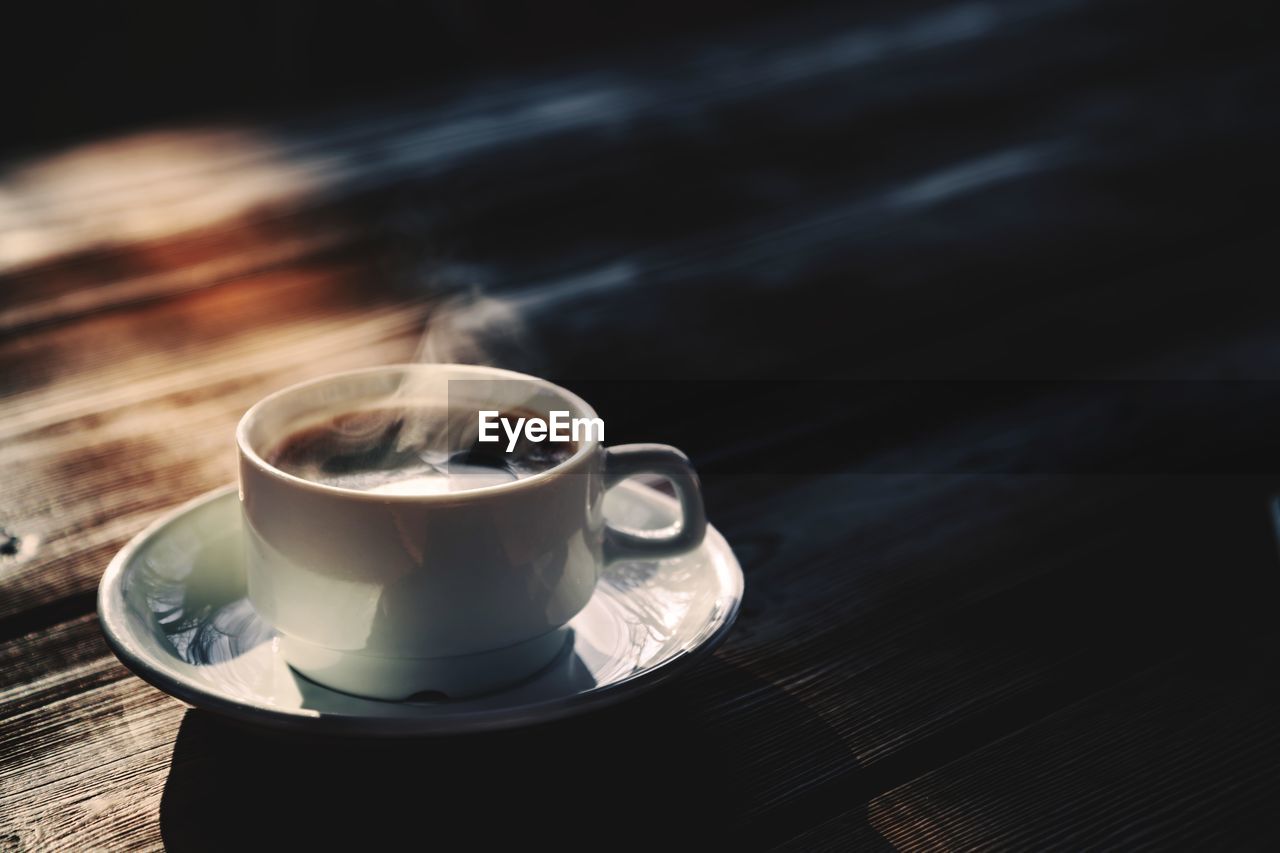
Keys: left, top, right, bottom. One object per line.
{"left": 281, "top": 629, "right": 572, "bottom": 701}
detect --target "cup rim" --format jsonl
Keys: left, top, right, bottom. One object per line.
{"left": 236, "top": 364, "right": 601, "bottom": 503}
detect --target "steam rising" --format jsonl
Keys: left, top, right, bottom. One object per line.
{"left": 411, "top": 288, "right": 540, "bottom": 371}
{"left": 271, "top": 277, "right": 571, "bottom": 496}
{"left": 380, "top": 286, "right": 544, "bottom": 463}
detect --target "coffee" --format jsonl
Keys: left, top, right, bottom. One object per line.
{"left": 267, "top": 405, "right": 576, "bottom": 495}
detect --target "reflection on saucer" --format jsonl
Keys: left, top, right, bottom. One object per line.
{"left": 100, "top": 481, "right": 743, "bottom": 734}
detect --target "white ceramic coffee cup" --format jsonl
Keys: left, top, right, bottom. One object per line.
{"left": 236, "top": 364, "right": 706, "bottom": 699}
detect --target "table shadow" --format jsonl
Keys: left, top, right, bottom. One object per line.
{"left": 159, "top": 657, "right": 888, "bottom": 850}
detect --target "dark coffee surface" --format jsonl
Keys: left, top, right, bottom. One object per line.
{"left": 267, "top": 405, "right": 576, "bottom": 494}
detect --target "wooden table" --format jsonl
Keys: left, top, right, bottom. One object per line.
{"left": 3, "top": 1, "right": 1279, "bottom": 848}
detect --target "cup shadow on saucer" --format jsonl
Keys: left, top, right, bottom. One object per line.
{"left": 149, "top": 546, "right": 601, "bottom": 711}
{"left": 158, "top": 656, "right": 884, "bottom": 851}
{"left": 288, "top": 629, "right": 600, "bottom": 710}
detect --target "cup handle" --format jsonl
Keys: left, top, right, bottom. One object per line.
{"left": 603, "top": 444, "right": 707, "bottom": 563}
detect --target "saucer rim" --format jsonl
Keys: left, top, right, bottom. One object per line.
{"left": 97, "top": 481, "right": 744, "bottom": 736}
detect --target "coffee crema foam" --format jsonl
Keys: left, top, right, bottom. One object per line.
{"left": 267, "top": 405, "right": 576, "bottom": 495}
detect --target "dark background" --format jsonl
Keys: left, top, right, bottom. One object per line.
{"left": 13, "top": 0, "right": 1278, "bottom": 392}
{"left": 17, "top": 0, "right": 858, "bottom": 150}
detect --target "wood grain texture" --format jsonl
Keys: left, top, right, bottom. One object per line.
{"left": 0, "top": 675, "right": 183, "bottom": 850}
{"left": 1, "top": 471, "right": 1274, "bottom": 848}
{"left": 861, "top": 646, "right": 1280, "bottom": 850}
{"left": 0, "top": 267, "right": 425, "bottom": 624}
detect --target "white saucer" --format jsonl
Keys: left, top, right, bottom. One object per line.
{"left": 97, "top": 481, "right": 743, "bottom": 736}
